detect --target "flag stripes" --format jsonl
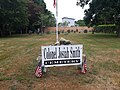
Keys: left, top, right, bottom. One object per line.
{"left": 35, "top": 62, "right": 42, "bottom": 78}
{"left": 81, "top": 55, "right": 87, "bottom": 74}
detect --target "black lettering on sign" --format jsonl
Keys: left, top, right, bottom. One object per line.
{"left": 58, "top": 47, "right": 69, "bottom": 58}
{"left": 43, "top": 48, "right": 57, "bottom": 59}
{"left": 70, "top": 47, "right": 81, "bottom": 58}
{"left": 44, "top": 59, "right": 81, "bottom": 65}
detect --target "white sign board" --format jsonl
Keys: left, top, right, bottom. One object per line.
{"left": 42, "top": 45, "right": 83, "bottom": 67}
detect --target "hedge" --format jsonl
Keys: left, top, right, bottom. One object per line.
{"left": 94, "top": 24, "right": 117, "bottom": 33}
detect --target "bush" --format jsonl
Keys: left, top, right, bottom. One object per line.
{"left": 71, "top": 30, "right": 73, "bottom": 32}
{"left": 67, "top": 30, "right": 70, "bottom": 33}
{"left": 94, "top": 24, "right": 116, "bottom": 33}
{"left": 76, "top": 29, "right": 78, "bottom": 32}
{"left": 84, "top": 30, "right": 88, "bottom": 33}
{"left": 89, "top": 30, "right": 92, "bottom": 32}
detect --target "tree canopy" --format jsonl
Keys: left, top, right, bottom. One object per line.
{"left": 75, "top": 20, "right": 86, "bottom": 26}
{"left": 0, "top": 0, "right": 56, "bottom": 36}
{"left": 77, "top": 0, "right": 120, "bottom": 37}
{"left": 0, "top": 0, "right": 28, "bottom": 35}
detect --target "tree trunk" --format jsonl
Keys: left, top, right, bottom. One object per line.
{"left": 25, "top": 27, "right": 28, "bottom": 34}
{"left": 92, "top": 30, "right": 94, "bottom": 34}
{"left": 9, "top": 31, "right": 12, "bottom": 36}
{"left": 20, "top": 30, "right": 23, "bottom": 34}
{"left": 116, "top": 25, "right": 120, "bottom": 38}
{"left": 117, "top": 30, "right": 120, "bottom": 38}
{"left": 0, "top": 31, "right": 2, "bottom": 36}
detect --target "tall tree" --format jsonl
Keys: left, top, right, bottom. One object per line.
{"left": 0, "top": 0, "right": 28, "bottom": 36}
{"left": 77, "top": 0, "right": 120, "bottom": 37}
{"left": 28, "top": 0, "right": 55, "bottom": 33}
{"left": 0, "top": 0, "right": 56, "bottom": 36}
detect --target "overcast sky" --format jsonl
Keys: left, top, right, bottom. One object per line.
{"left": 44, "top": 0, "right": 89, "bottom": 22}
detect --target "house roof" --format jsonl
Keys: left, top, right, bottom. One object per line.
{"left": 62, "top": 17, "right": 75, "bottom": 20}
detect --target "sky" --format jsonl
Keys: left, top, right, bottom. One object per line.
{"left": 44, "top": 0, "right": 89, "bottom": 22}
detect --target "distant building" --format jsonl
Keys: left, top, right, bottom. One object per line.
{"left": 62, "top": 17, "right": 75, "bottom": 27}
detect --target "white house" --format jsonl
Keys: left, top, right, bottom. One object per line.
{"left": 62, "top": 17, "right": 75, "bottom": 27}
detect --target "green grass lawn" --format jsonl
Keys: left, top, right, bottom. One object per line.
{"left": 0, "top": 33, "right": 120, "bottom": 90}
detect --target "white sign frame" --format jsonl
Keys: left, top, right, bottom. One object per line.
{"left": 42, "top": 45, "right": 83, "bottom": 67}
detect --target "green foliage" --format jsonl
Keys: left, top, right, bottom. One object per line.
{"left": 0, "top": 0, "right": 28, "bottom": 35}
{"left": 76, "top": 0, "right": 90, "bottom": 8}
{"left": 94, "top": 24, "right": 116, "bottom": 33}
{"left": 75, "top": 20, "right": 86, "bottom": 26}
{"left": 77, "top": 0, "right": 120, "bottom": 37}
{"left": 58, "top": 22, "right": 63, "bottom": 27}
{"left": 0, "top": 0, "right": 56, "bottom": 36}
{"left": 98, "top": 24, "right": 116, "bottom": 27}
{"left": 37, "top": 11, "right": 56, "bottom": 27}
{"left": 27, "top": 0, "right": 55, "bottom": 31}
{"left": 63, "top": 21, "right": 69, "bottom": 26}
{"left": 34, "top": 0, "right": 43, "bottom": 5}
{"left": 0, "top": 77, "right": 12, "bottom": 81}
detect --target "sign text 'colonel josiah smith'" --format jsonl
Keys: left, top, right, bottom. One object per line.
{"left": 42, "top": 45, "right": 83, "bottom": 67}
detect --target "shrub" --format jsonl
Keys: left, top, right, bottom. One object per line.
{"left": 67, "top": 30, "right": 70, "bottom": 33}
{"left": 71, "top": 30, "right": 73, "bottom": 32}
{"left": 84, "top": 30, "right": 88, "bottom": 33}
{"left": 89, "top": 30, "right": 92, "bottom": 32}
{"left": 94, "top": 24, "right": 116, "bottom": 33}
{"left": 76, "top": 29, "right": 78, "bottom": 32}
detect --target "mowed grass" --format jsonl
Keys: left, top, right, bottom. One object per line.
{"left": 0, "top": 33, "right": 120, "bottom": 90}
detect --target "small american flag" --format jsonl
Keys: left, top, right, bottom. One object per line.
{"left": 35, "top": 62, "right": 42, "bottom": 78}
{"left": 82, "top": 56, "right": 87, "bottom": 74}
